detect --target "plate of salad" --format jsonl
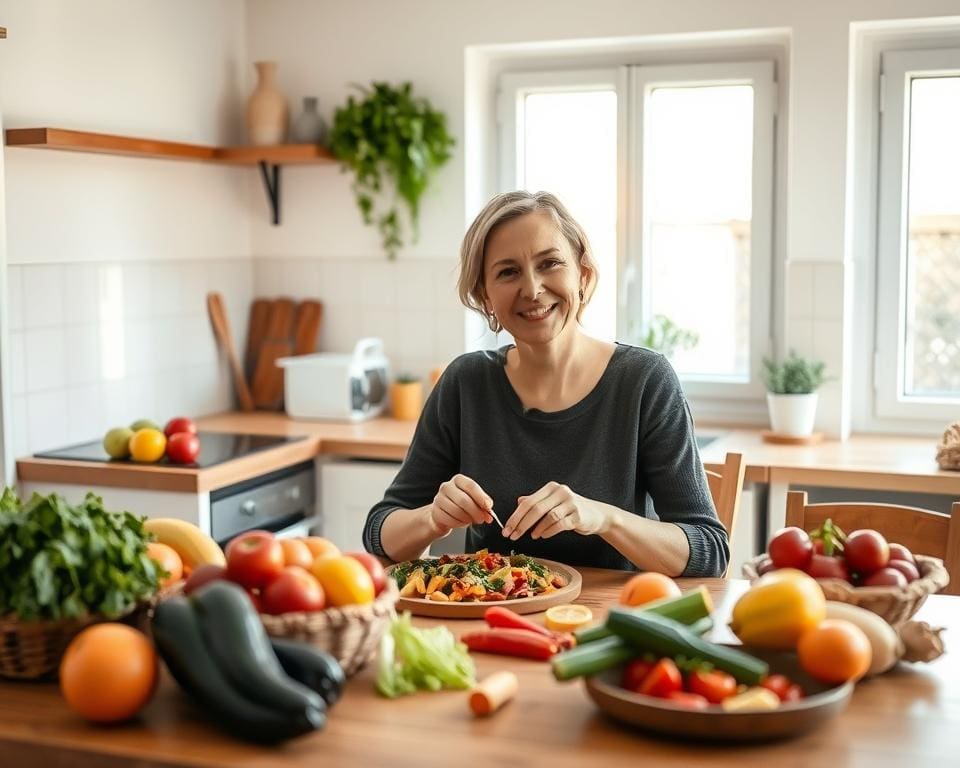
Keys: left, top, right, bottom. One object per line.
{"left": 387, "top": 550, "right": 581, "bottom": 618}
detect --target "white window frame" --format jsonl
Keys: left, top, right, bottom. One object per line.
{"left": 498, "top": 62, "right": 776, "bottom": 401}
{"left": 875, "top": 48, "right": 960, "bottom": 422}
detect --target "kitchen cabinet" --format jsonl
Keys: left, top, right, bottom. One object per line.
{"left": 4, "top": 127, "right": 336, "bottom": 224}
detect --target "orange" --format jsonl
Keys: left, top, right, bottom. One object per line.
{"left": 280, "top": 538, "right": 315, "bottom": 570}
{"left": 60, "top": 623, "right": 158, "bottom": 723}
{"left": 301, "top": 536, "right": 341, "bottom": 561}
{"left": 129, "top": 428, "right": 166, "bottom": 463}
{"left": 311, "top": 555, "right": 375, "bottom": 606}
{"left": 797, "top": 619, "right": 873, "bottom": 684}
{"left": 619, "top": 572, "right": 681, "bottom": 607}
{"left": 146, "top": 542, "right": 183, "bottom": 588}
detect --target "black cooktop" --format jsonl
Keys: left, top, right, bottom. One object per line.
{"left": 34, "top": 432, "right": 306, "bottom": 469}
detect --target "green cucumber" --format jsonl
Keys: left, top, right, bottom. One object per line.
{"left": 606, "top": 609, "right": 768, "bottom": 685}
{"left": 271, "top": 638, "right": 346, "bottom": 707}
{"left": 573, "top": 586, "right": 714, "bottom": 645}
{"left": 552, "top": 635, "right": 634, "bottom": 681}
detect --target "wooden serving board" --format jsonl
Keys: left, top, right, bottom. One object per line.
{"left": 388, "top": 557, "right": 582, "bottom": 619}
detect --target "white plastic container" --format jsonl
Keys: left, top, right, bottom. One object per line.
{"left": 276, "top": 338, "right": 390, "bottom": 421}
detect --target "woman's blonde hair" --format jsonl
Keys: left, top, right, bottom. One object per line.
{"left": 457, "top": 191, "right": 599, "bottom": 333}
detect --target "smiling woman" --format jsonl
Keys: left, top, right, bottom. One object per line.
{"left": 363, "top": 191, "right": 729, "bottom": 577}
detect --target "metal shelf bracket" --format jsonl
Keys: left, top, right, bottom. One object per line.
{"left": 257, "top": 161, "right": 282, "bottom": 225}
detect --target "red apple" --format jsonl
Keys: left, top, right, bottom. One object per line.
{"left": 225, "top": 530, "right": 285, "bottom": 589}
{"left": 164, "top": 416, "right": 198, "bottom": 438}
{"left": 262, "top": 566, "right": 326, "bottom": 614}
{"left": 166, "top": 432, "right": 200, "bottom": 464}
{"left": 183, "top": 564, "right": 227, "bottom": 595}
{"left": 344, "top": 551, "right": 388, "bottom": 595}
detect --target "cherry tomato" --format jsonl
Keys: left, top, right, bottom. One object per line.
{"left": 225, "top": 530, "right": 285, "bottom": 589}
{"left": 888, "top": 543, "right": 916, "bottom": 565}
{"left": 760, "top": 674, "right": 791, "bottom": 700}
{"left": 166, "top": 432, "right": 200, "bottom": 464}
{"left": 844, "top": 529, "right": 889, "bottom": 575}
{"left": 344, "top": 551, "right": 388, "bottom": 596}
{"left": 620, "top": 659, "right": 655, "bottom": 693}
{"left": 261, "top": 566, "right": 326, "bottom": 614}
{"left": 768, "top": 527, "right": 814, "bottom": 570}
{"left": 862, "top": 567, "right": 908, "bottom": 588}
{"left": 687, "top": 668, "right": 737, "bottom": 703}
{"left": 783, "top": 683, "right": 805, "bottom": 702}
{"left": 639, "top": 658, "right": 683, "bottom": 698}
{"left": 806, "top": 553, "right": 850, "bottom": 581}
{"left": 163, "top": 416, "right": 198, "bottom": 438}
{"left": 183, "top": 564, "right": 227, "bottom": 595}
{"left": 665, "top": 691, "right": 710, "bottom": 709}
{"left": 887, "top": 559, "right": 920, "bottom": 583}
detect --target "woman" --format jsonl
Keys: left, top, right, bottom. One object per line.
{"left": 363, "top": 191, "right": 728, "bottom": 576}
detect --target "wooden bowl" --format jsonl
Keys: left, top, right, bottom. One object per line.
{"left": 742, "top": 554, "right": 950, "bottom": 626}
{"left": 584, "top": 648, "right": 853, "bottom": 742}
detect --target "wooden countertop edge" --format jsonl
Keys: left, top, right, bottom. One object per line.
{"left": 15, "top": 458, "right": 203, "bottom": 493}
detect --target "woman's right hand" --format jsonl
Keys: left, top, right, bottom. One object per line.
{"left": 429, "top": 474, "right": 494, "bottom": 533}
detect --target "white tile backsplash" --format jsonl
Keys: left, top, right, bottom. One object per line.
{"left": 395, "top": 261, "right": 436, "bottom": 311}
{"left": 361, "top": 262, "right": 396, "bottom": 308}
{"left": 26, "top": 389, "right": 69, "bottom": 453}
{"left": 11, "top": 396, "right": 29, "bottom": 459}
{"left": 24, "top": 327, "right": 67, "bottom": 391}
{"left": 64, "top": 325, "right": 101, "bottom": 386}
{"left": 63, "top": 263, "right": 100, "bottom": 326}
{"left": 8, "top": 331, "right": 26, "bottom": 395}
{"left": 121, "top": 262, "right": 154, "bottom": 320}
{"left": 786, "top": 260, "right": 814, "bottom": 322}
{"left": 7, "top": 266, "right": 24, "bottom": 331}
{"left": 66, "top": 384, "right": 105, "bottom": 444}
{"left": 813, "top": 262, "right": 844, "bottom": 321}
{"left": 22, "top": 264, "right": 66, "bottom": 329}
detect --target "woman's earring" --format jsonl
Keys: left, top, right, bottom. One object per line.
{"left": 578, "top": 288, "right": 584, "bottom": 301}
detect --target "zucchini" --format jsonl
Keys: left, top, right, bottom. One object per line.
{"left": 573, "top": 586, "right": 714, "bottom": 645}
{"left": 152, "top": 597, "right": 325, "bottom": 743}
{"left": 606, "top": 609, "right": 768, "bottom": 685}
{"left": 271, "top": 637, "right": 346, "bottom": 706}
{"left": 551, "top": 636, "right": 633, "bottom": 681}
{"left": 190, "top": 581, "right": 325, "bottom": 715}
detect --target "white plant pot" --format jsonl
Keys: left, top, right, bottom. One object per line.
{"left": 766, "top": 392, "right": 818, "bottom": 436}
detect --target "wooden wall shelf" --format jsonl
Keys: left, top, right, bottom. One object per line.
{"left": 4, "top": 127, "right": 337, "bottom": 223}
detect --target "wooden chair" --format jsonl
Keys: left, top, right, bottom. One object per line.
{"left": 705, "top": 452, "right": 746, "bottom": 574}
{"left": 785, "top": 490, "right": 960, "bottom": 596}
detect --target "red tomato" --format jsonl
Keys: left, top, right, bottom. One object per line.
{"left": 639, "top": 658, "right": 683, "bottom": 698}
{"left": 768, "top": 527, "right": 814, "bottom": 570}
{"left": 665, "top": 691, "right": 710, "bottom": 709}
{"left": 863, "top": 567, "right": 908, "bottom": 588}
{"left": 888, "top": 559, "right": 920, "bottom": 583}
{"left": 225, "top": 530, "right": 285, "bottom": 589}
{"left": 166, "top": 432, "right": 200, "bottom": 464}
{"left": 246, "top": 589, "right": 263, "bottom": 613}
{"left": 813, "top": 538, "right": 825, "bottom": 555}
{"left": 261, "top": 566, "right": 326, "bottom": 614}
{"left": 279, "top": 539, "right": 314, "bottom": 570}
{"left": 163, "top": 417, "right": 198, "bottom": 438}
{"left": 620, "top": 659, "right": 655, "bottom": 693}
{"left": 760, "top": 674, "right": 791, "bottom": 700}
{"left": 806, "top": 553, "right": 850, "bottom": 581}
{"left": 687, "top": 668, "right": 737, "bottom": 703}
{"left": 783, "top": 683, "right": 805, "bottom": 702}
{"left": 183, "top": 564, "right": 227, "bottom": 595}
{"left": 888, "top": 543, "right": 916, "bottom": 565}
{"left": 344, "top": 551, "right": 388, "bottom": 596}
{"left": 844, "top": 529, "right": 889, "bottom": 575}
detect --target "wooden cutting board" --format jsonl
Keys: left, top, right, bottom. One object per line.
{"left": 245, "top": 298, "right": 272, "bottom": 379}
{"left": 250, "top": 297, "right": 295, "bottom": 410}
{"left": 293, "top": 299, "right": 323, "bottom": 354}
{"left": 206, "top": 292, "right": 255, "bottom": 411}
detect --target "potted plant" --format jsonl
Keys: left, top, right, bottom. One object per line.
{"left": 390, "top": 373, "right": 424, "bottom": 422}
{"left": 329, "top": 82, "right": 455, "bottom": 259}
{"left": 761, "top": 351, "right": 828, "bottom": 436}
{"left": 638, "top": 314, "right": 700, "bottom": 360}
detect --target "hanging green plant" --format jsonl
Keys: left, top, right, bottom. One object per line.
{"left": 330, "top": 82, "right": 455, "bottom": 259}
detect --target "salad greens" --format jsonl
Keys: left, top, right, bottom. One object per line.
{"left": 0, "top": 487, "right": 161, "bottom": 620}
{"left": 376, "top": 611, "right": 476, "bottom": 698}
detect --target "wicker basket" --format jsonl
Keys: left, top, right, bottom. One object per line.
{"left": 0, "top": 601, "right": 150, "bottom": 681}
{"left": 742, "top": 554, "right": 950, "bottom": 627}
{"left": 259, "top": 578, "right": 399, "bottom": 675}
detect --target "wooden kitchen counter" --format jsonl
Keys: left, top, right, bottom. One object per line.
{"left": 0, "top": 572, "right": 956, "bottom": 767}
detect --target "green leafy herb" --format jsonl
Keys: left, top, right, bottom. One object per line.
{"left": 761, "top": 351, "right": 829, "bottom": 394}
{"left": 0, "top": 488, "right": 160, "bottom": 620}
{"left": 376, "top": 611, "right": 475, "bottom": 698}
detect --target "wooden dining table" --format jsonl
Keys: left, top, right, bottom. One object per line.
{"left": 0, "top": 570, "right": 956, "bottom": 768}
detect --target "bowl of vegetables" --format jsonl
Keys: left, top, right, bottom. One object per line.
{"left": 744, "top": 521, "right": 950, "bottom": 626}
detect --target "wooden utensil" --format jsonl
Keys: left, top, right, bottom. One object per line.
{"left": 245, "top": 298, "right": 273, "bottom": 379}
{"left": 206, "top": 292, "right": 255, "bottom": 412}
{"left": 251, "top": 297, "right": 296, "bottom": 410}
{"left": 293, "top": 299, "right": 323, "bottom": 355}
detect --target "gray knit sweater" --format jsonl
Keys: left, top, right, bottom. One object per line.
{"left": 363, "top": 344, "right": 728, "bottom": 576}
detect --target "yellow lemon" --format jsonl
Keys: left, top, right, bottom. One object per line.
{"left": 544, "top": 604, "right": 594, "bottom": 633}
{"left": 129, "top": 428, "right": 167, "bottom": 463}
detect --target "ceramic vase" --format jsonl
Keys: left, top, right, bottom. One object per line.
{"left": 390, "top": 380, "right": 424, "bottom": 421}
{"left": 766, "top": 392, "right": 818, "bottom": 436}
{"left": 292, "top": 96, "right": 328, "bottom": 144}
{"left": 245, "top": 61, "right": 289, "bottom": 146}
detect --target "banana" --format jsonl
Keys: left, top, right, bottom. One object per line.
{"left": 144, "top": 517, "right": 226, "bottom": 569}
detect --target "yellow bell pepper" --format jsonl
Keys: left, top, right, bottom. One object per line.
{"left": 729, "top": 568, "right": 826, "bottom": 649}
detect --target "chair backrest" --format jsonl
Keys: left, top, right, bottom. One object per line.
{"left": 705, "top": 452, "right": 745, "bottom": 555}
{"left": 785, "top": 490, "right": 960, "bottom": 596}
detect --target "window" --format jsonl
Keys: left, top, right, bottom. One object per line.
{"left": 499, "top": 62, "right": 776, "bottom": 397}
{"left": 876, "top": 48, "right": 960, "bottom": 421}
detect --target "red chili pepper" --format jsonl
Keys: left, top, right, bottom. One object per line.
{"left": 484, "top": 607, "right": 575, "bottom": 650}
{"left": 461, "top": 629, "right": 559, "bottom": 660}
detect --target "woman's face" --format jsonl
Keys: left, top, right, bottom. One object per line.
{"left": 482, "top": 211, "right": 585, "bottom": 345}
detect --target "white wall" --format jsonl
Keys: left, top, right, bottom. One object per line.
{"left": 0, "top": 0, "right": 252, "bottom": 456}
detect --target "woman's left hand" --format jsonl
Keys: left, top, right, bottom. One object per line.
{"left": 502, "top": 482, "right": 609, "bottom": 541}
